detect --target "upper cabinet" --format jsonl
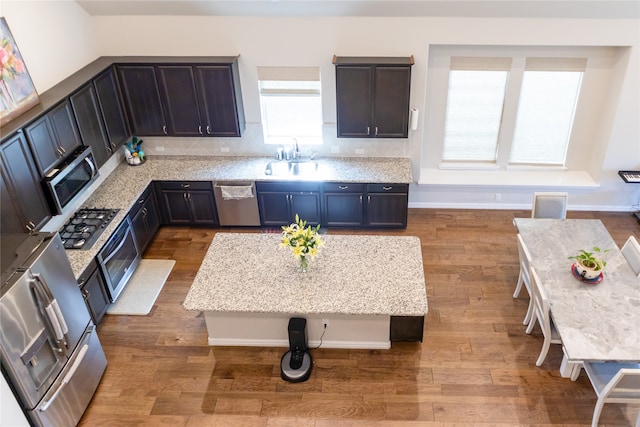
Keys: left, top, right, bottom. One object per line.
{"left": 24, "top": 100, "right": 83, "bottom": 176}
{"left": 71, "top": 67, "right": 130, "bottom": 168}
{"left": 334, "top": 56, "right": 413, "bottom": 138}
{"left": 117, "top": 57, "right": 245, "bottom": 137}
{"left": 117, "top": 65, "right": 167, "bottom": 136}
{"left": 1, "top": 133, "right": 51, "bottom": 233}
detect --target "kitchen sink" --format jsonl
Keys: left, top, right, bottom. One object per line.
{"left": 265, "top": 160, "right": 318, "bottom": 176}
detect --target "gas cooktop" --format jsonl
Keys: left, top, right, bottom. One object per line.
{"left": 59, "top": 208, "right": 120, "bottom": 250}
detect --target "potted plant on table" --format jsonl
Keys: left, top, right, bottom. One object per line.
{"left": 568, "top": 247, "right": 610, "bottom": 280}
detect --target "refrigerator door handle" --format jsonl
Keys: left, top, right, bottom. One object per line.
{"left": 38, "top": 342, "right": 90, "bottom": 412}
{"left": 33, "top": 273, "right": 70, "bottom": 345}
{"left": 30, "top": 274, "right": 69, "bottom": 355}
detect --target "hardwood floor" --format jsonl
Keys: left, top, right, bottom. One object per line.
{"left": 79, "top": 209, "right": 640, "bottom": 427}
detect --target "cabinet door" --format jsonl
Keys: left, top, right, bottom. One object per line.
{"left": 79, "top": 261, "right": 110, "bottom": 326}
{"left": 117, "top": 65, "right": 166, "bottom": 136}
{"left": 195, "top": 65, "right": 242, "bottom": 137}
{"left": 290, "top": 192, "right": 322, "bottom": 226}
{"left": 366, "top": 193, "right": 408, "bottom": 228}
{"left": 1, "top": 169, "right": 24, "bottom": 233}
{"left": 156, "top": 65, "right": 203, "bottom": 136}
{"left": 336, "top": 66, "right": 372, "bottom": 137}
{"left": 257, "top": 191, "right": 291, "bottom": 226}
{"left": 0, "top": 133, "right": 51, "bottom": 232}
{"left": 94, "top": 67, "right": 129, "bottom": 151}
{"left": 24, "top": 115, "right": 61, "bottom": 175}
{"left": 324, "top": 192, "right": 364, "bottom": 227}
{"left": 188, "top": 191, "right": 218, "bottom": 225}
{"left": 159, "top": 190, "right": 192, "bottom": 224}
{"left": 49, "top": 101, "right": 83, "bottom": 156}
{"left": 373, "top": 67, "right": 411, "bottom": 138}
{"left": 131, "top": 193, "right": 160, "bottom": 254}
{"left": 70, "top": 84, "right": 112, "bottom": 168}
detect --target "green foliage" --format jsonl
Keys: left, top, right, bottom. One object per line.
{"left": 568, "top": 246, "right": 610, "bottom": 270}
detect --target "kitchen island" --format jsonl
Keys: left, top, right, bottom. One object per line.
{"left": 183, "top": 233, "right": 427, "bottom": 349}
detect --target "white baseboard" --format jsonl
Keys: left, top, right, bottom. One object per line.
{"left": 208, "top": 337, "right": 391, "bottom": 350}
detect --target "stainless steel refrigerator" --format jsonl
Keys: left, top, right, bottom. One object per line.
{"left": 1, "top": 232, "right": 107, "bottom": 427}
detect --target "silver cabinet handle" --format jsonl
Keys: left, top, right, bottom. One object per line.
{"left": 368, "top": 195, "right": 371, "bottom": 204}
{"left": 206, "top": 126, "right": 211, "bottom": 134}
{"left": 339, "top": 185, "right": 349, "bottom": 190}
{"left": 181, "top": 183, "right": 190, "bottom": 188}
{"left": 198, "top": 126, "right": 203, "bottom": 135}
{"left": 359, "top": 195, "right": 363, "bottom": 204}
{"left": 375, "top": 127, "right": 379, "bottom": 136}
{"left": 382, "top": 186, "right": 392, "bottom": 191}
{"left": 162, "top": 126, "right": 167, "bottom": 135}
{"left": 367, "top": 126, "right": 370, "bottom": 135}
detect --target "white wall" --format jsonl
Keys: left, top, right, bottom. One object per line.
{"left": 1, "top": 2, "right": 638, "bottom": 211}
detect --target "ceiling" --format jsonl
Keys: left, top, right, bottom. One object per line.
{"left": 74, "top": 0, "right": 640, "bottom": 19}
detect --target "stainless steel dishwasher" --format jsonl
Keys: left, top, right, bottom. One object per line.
{"left": 213, "top": 181, "right": 261, "bottom": 226}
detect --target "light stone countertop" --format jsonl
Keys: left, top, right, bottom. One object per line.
{"left": 65, "top": 156, "right": 412, "bottom": 278}
{"left": 183, "top": 233, "right": 428, "bottom": 316}
{"left": 514, "top": 218, "right": 640, "bottom": 362}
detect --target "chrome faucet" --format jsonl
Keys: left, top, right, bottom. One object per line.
{"left": 292, "top": 138, "right": 300, "bottom": 160}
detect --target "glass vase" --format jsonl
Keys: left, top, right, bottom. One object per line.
{"left": 299, "top": 256, "right": 309, "bottom": 273}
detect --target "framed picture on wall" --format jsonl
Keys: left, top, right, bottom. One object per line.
{"left": 0, "top": 17, "right": 39, "bottom": 126}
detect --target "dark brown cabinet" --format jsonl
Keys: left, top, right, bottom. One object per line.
{"left": 334, "top": 56, "right": 413, "bottom": 138}
{"left": 323, "top": 183, "right": 364, "bottom": 227}
{"left": 70, "top": 84, "right": 112, "bottom": 167}
{"left": 155, "top": 181, "right": 218, "bottom": 226}
{"left": 117, "top": 65, "right": 167, "bottom": 136}
{"left": 24, "top": 100, "right": 83, "bottom": 175}
{"left": 118, "top": 59, "right": 244, "bottom": 137}
{"left": 130, "top": 185, "right": 160, "bottom": 254}
{"left": 72, "top": 67, "right": 130, "bottom": 168}
{"left": 0, "top": 133, "right": 51, "bottom": 233}
{"left": 365, "top": 184, "right": 409, "bottom": 228}
{"left": 78, "top": 259, "right": 110, "bottom": 326}
{"left": 256, "top": 182, "right": 322, "bottom": 227}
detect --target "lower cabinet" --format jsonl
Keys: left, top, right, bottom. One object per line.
{"left": 323, "top": 183, "right": 364, "bottom": 227}
{"left": 256, "top": 181, "right": 322, "bottom": 227}
{"left": 130, "top": 185, "right": 160, "bottom": 254}
{"left": 78, "top": 259, "right": 110, "bottom": 326}
{"left": 155, "top": 181, "right": 218, "bottom": 226}
{"left": 365, "top": 184, "right": 408, "bottom": 228}
{"left": 322, "top": 182, "right": 408, "bottom": 228}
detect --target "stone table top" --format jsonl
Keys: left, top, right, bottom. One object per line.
{"left": 62, "top": 156, "right": 412, "bottom": 278}
{"left": 183, "top": 233, "right": 428, "bottom": 316}
{"left": 514, "top": 218, "right": 640, "bottom": 362}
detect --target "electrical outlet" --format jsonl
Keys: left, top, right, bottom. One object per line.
{"left": 355, "top": 148, "right": 365, "bottom": 155}
{"left": 495, "top": 193, "right": 502, "bottom": 201}
{"left": 331, "top": 146, "right": 340, "bottom": 154}
{"left": 220, "top": 147, "right": 230, "bottom": 153}
{"left": 322, "top": 318, "right": 329, "bottom": 328}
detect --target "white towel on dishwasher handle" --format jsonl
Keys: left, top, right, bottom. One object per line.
{"left": 220, "top": 185, "right": 254, "bottom": 200}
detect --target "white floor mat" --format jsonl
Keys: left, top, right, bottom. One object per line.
{"left": 107, "top": 259, "right": 176, "bottom": 316}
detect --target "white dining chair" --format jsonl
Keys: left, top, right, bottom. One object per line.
{"left": 514, "top": 234, "right": 534, "bottom": 326}
{"left": 621, "top": 235, "right": 640, "bottom": 276}
{"left": 582, "top": 361, "right": 640, "bottom": 427}
{"left": 526, "top": 266, "right": 562, "bottom": 366}
{"left": 531, "top": 192, "right": 568, "bottom": 219}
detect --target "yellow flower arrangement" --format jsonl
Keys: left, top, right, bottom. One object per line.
{"left": 280, "top": 214, "right": 324, "bottom": 272}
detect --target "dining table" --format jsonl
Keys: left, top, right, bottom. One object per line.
{"left": 513, "top": 218, "right": 640, "bottom": 365}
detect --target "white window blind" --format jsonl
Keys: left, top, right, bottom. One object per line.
{"left": 257, "top": 66, "right": 323, "bottom": 145}
{"left": 441, "top": 55, "right": 586, "bottom": 166}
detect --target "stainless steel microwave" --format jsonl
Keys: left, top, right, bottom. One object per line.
{"left": 43, "top": 146, "right": 99, "bottom": 215}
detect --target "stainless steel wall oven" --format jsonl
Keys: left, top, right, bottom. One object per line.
{"left": 96, "top": 216, "right": 140, "bottom": 302}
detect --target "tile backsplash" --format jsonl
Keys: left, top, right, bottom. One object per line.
{"left": 141, "top": 123, "right": 409, "bottom": 158}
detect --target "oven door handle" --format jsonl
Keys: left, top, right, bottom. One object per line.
{"left": 84, "top": 155, "right": 97, "bottom": 178}
{"left": 101, "top": 225, "right": 132, "bottom": 265}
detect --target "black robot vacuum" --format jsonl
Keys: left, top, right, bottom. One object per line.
{"left": 280, "top": 317, "right": 313, "bottom": 382}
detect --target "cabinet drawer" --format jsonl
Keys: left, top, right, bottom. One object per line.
{"left": 324, "top": 183, "right": 364, "bottom": 192}
{"left": 366, "top": 183, "right": 408, "bottom": 193}
{"left": 155, "top": 181, "right": 212, "bottom": 191}
{"left": 256, "top": 181, "right": 321, "bottom": 193}
{"left": 129, "top": 184, "right": 154, "bottom": 217}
